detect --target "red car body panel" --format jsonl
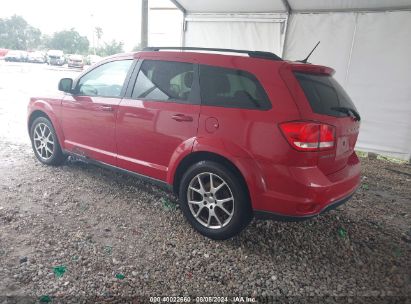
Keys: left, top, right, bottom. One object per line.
{"left": 61, "top": 95, "right": 121, "bottom": 165}
{"left": 27, "top": 50, "right": 361, "bottom": 219}
{"left": 116, "top": 98, "right": 200, "bottom": 181}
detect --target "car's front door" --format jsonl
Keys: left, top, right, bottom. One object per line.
{"left": 61, "top": 59, "right": 134, "bottom": 165}
{"left": 116, "top": 59, "right": 200, "bottom": 181}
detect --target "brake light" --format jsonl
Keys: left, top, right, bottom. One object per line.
{"left": 279, "top": 121, "right": 335, "bottom": 151}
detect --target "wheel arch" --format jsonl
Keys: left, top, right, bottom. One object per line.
{"left": 172, "top": 151, "right": 254, "bottom": 208}
{"left": 28, "top": 110, "right": 51, "bottom": 132}
{"left": 28, "top": 107, "right": 65, "bottom": 148}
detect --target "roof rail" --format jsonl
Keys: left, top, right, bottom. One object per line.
{"left": 143, "top": 47, "right": 282, "bottom": 61}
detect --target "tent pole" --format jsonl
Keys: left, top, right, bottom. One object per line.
{"left": 281, "top": 0, "right": 292, "bottom": 14}
{"left": 281, "top": 0, "right": 292, "bottom": 58}
{"left": 141, "top": 0, "right": 148, "bottom": 48}
{"left": 170, "top": 0, "right": 186, "bottom": 14}
{"left": 181, "top": 14, "right": 186, "bottom": 47}
{"left": 169, "top": 0, "right": 187, "bottom": 47}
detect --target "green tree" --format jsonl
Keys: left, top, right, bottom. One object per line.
{"left": 0, "top": 15, "right": 41, "bottom": 50}
{"left": 48, "top": 28, "right": 89, "bottom": 54}
{"left": 38, "top": 34, "right": 51, "bottom": 50}
{"left": 25, "top": 27, "right": 42, "bottom": 49}
{"left": 95, "top": 26, "right": 103, "bottom": 48}
{"left": 96, "top": 39, "right": 124, "bottom": 56}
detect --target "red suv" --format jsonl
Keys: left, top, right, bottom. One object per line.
{"left": 28, "top": 47, "right": 361, "bottom": 239}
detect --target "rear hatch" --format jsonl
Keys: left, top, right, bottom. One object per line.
{"left": 282, "top": 63, "right": 360, "bottom": 175}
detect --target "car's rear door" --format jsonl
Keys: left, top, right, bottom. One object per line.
{"left": 116, "top": 57, "right": 200, "bottom": 181}
{"left": 61, "top": 58, "right": 134, "bottom": 165}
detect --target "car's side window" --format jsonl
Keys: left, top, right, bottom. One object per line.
{"left": 199, "top": 65, "right": 271, "bottom": 110}
{"left": 77, "top": 60, "right": 133, "bottom": 98}
{"left": 132, "top": 60, "right": 195, "bottom": 103}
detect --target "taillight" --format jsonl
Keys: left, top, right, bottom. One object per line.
{"left": 279, "top": 121, "right": 335, "bottom": 151}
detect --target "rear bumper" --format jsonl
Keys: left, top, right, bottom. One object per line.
{"left": 68, "top": 62, "right": 83, "bottom": 68}
{"left": 250, "top": 152, "right": 360, "bottom": 218}
{"left": 49, "top": 60, "right": 64, "bottom": 66}
{"left": 254, "top": 189, "right": 356, "bottom": 221}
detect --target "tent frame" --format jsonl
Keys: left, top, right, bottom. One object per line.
{"left": 169, "top": 0, "right": 411, "bottom": 51}
{"left": 170, "top": 0, "right": 411, "bottom": 14}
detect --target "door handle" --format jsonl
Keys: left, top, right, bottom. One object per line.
{"left": 100, "top": 106, "right": 114, "bottom": 112}
{"left": 171, "top": 114, "right": 193, "bottom": 122}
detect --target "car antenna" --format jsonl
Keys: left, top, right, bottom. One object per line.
{"left": 298, "top": 41, "right": 320, "bottom": 64}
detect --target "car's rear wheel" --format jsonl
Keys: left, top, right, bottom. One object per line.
{"left": 179, "top": 161, "right": 252, "bottom": 240}
{"left": 30, "top": 117, "right": 65, "bottom": 166}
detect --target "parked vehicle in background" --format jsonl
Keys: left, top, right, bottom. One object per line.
{"left": 27, "top": 51, "right": 46, "bottom": 63}
{"left": 27, "top": 47, "right": 361, "bottom": 239}
{"left": 47, "top": 50, "right": 65, "bottom": 66}
{"left": 22, "top": 51, "right": 29, "bottom": 62}
{"left": 0, "top": 49, "right": 9, "bottom": 60}
{"left": 86, "top": 54, "right": 103, "bottom": 65}
{"left": 67, "top": 54, "right": 84, "bottom": 69}
{"left": 5, "top": 50, "right": 27, "bottom": 62}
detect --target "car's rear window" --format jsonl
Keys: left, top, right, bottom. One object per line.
{"left": 294, "top": 72, "right": 357, "bottom": 117}
{"left": 199, "top": 65, "right": 271, "bottom": 110}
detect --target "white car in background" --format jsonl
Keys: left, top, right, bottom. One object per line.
{"left": 5, "top": 50, "right": 27, "bottom": 62}
{"left": 67, "top": 54, "right": 85, "bottom": 69}
{"left": 28, "top": 51, "right": 46, "bottom": 63}
{"left": 47, "top": 50, "right": 65, "bottom": 66}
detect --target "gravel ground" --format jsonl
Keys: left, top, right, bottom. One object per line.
{"left": 0, "top": 138, "right": 410, "bottom": 303}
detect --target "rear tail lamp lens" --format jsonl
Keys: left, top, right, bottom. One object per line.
{"left": 279, "top": 121, "right": 335, "bottom": 151}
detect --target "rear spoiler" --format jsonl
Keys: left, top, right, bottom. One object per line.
{"left": 289, "top": 63, "right": 335, "bottom": 76}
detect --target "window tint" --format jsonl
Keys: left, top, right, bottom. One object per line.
{"left": 294, "top": 72, "right": 358, "bottom": 117}
{"left": 132, "top": 60, "right": 194, "bottom": 102}
{"left": 77, "top": 60, "right": 132, "bottom": 97}
{"left": 199, "top": 65, "right": 271, "bottom": 110}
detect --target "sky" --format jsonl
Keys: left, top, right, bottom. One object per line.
{"left": 0, "top": 0, "right": 143, "bottom": 51}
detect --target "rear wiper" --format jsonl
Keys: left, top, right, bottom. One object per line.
{"left": 331, "top": 107, "right": 361, "bottom": 121}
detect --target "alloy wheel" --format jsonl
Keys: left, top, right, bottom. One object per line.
{"left": 33, "top": 123, "right": 54, "bottom": 160}
{"left": 187, "top": 172, "right": 235, "bottom": 229}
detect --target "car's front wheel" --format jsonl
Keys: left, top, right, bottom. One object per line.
{"left": 30, "top": 116, "right": 65, "bottom": 166}
{"left": 179, "top": 161, "right": 252, "bottom": 240}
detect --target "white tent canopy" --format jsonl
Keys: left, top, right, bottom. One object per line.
{"left": 168, "top": 0, "right": 411, "bottom": 161}
{"left": 173, "top": 0, "right": 411, "bottom": 13}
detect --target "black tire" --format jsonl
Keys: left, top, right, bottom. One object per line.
{"left": 179, "top": 161, "right": 252, "bottom": 240}
{"left": 30, "top": 116, "right": 66, "bottom": 166}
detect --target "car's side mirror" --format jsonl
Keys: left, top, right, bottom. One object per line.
{"left": 58, "top": 78, "right": 73, "bottom": 93}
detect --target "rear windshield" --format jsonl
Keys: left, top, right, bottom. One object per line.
{"left": 294, "top": 72, "right": 357, "bottom": 117}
